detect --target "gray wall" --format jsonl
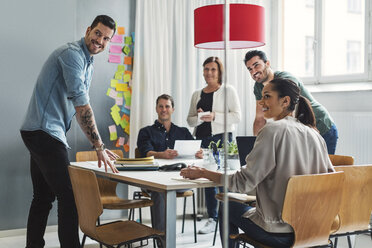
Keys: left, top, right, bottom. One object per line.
{"left": 0, "top": 0, "right": 136, "bottom": 230}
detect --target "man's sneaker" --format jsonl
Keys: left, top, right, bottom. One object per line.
{"left": 198, "top": 218, "right": 216, "bottom": 234}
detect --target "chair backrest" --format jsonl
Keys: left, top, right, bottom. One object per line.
{"left": 328, "top": 154, "right": 354, "bottom": 166}
{"left": 68, "top": 166, "right": 103, "bottom": 239}
{"left": 76, "top": 150, "right": 123, "bottom": 198}
{"left": 76, "top": 150, "right": 123, "bottom": 161}
{"left": 282, "top": 172, "right": 345, "bottom": 248}
{"left": 333, "top": 165, "right": 372, "bottom": 234}
{"left": 135, "top": 148, "right": 141, "bottom": 158}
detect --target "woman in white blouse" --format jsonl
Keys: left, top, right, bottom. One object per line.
{"left": 187, "top": 56, "right": 241, "bottom": 234}
{"left": 181, "top": 78, "right": 334, "bottom": 247}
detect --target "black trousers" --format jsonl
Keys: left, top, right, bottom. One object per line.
{"left": 21, "top": 130, "right": 80, "bottom": 248}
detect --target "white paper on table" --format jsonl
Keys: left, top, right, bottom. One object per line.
{"left": 174, "top": 140, "right": 202, "bottom": 157}
{"left": 171, "top": 176, "right": 212, "bottom": 184}
{"left": 197, "top": 111, "right": 210, "bottom": 125}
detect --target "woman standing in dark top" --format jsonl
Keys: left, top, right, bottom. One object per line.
{"left": 187, "top": 56, "right": 241, "bottom": 234}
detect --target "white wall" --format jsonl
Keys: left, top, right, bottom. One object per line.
{"left": 0, "top": 0, "right": 136, "bottom": 230}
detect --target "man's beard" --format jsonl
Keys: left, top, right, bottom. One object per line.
{"left": 256, "top": 66, "right": 269, "bottom": 84}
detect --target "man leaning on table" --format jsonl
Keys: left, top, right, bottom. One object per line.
{"left": 20, "top": 15, "right": 119, "bottom": 248}
{"left": 137, "top": 94, "right": 202, "bottom": 243}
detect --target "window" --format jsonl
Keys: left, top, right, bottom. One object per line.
{"left": 347, "top": 41, "right": 361, "bottom": 73}
{"left": 305, "top": 36, "right": 314, "bottom": 76}
{"left": 280, "top": 0, "right": 370, "bottom": 84}
{"left": 348, "top": 0, "right": 362, "bottom": 13}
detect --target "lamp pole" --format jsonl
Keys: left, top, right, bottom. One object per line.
{"left": 222, "top": 1, "right": 229, "bottom": 248}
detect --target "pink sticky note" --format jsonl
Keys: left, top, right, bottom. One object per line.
{"left": 108, "top": 54, "right": 121, "bottom": 64}
{"left": 115, "top": 97, "right": 123, "bottom": 106}
{"left": 109, "top": 45, "right": 123, "bottom": 54}
{"left": 109, "top": 125, "right": 117, "bottom": 133}
{"left": 118, "top": 137, "right": 125, "bottom": 146}
{"left": 111, "top": 35, "right": 123, "bottom": 43}
{"left": 109, "top": 89, "right": 118, "bottom": 99}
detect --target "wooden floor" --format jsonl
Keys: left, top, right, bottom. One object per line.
{"left": 0, "top": 218, "right": 371, "bottom": 247}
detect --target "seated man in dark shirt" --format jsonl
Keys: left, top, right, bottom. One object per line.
{"left": 137, "top": 94, "right": 202, "bottom": 159}
{"left": 137, "top": 94, "right": 202, "bottom": 242}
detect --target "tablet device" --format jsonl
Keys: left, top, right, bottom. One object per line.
{"left": 236, "top": 136, "right": 256, "bottom": 166}
{"left": 174, "top": 140, "right": 202, "bottom": 158}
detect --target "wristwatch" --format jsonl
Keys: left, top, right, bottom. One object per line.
{"left": 93, "top": 143, "right": 105, "bottom": 151}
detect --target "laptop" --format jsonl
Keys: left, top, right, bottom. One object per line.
{"left": 236, "top": 136, "right": 256, "bottom": 166}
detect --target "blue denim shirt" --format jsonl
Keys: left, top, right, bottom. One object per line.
{"left": 21, "top": 38, "right": 94, "bottom": 148}
{"left": 137, "top": 120, "right": 194, "bottom": 157}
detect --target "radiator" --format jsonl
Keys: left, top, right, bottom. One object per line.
{"left": 330, "top": 112, "right": 372, "bottom": 164}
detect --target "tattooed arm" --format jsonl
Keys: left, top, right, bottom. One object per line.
{"left": 75, "top": 104, "right": 119, "bottom": 173}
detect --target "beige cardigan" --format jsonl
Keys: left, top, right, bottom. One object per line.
{"left": 228, "top": 116, "right": 334, "bottom": 233}
{"left": 187, "top": 84, "right": 241, "bottom": 136}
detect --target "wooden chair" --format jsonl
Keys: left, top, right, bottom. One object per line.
{"left": 133, "top": 148, "right": 198, "bottom": 243}
{"left": 213, "top": 193, "right": 256, "bottom": 246}
{"left": 76, "top": 150, "right": 153, "bottom": 247}
{"left": 328, "top": 154, "right": 354, "bottom": 166}
{"left": 230, "top": 172, "right": 345, "bottom": 248}
{"left": 331, "top": 165, "right": 372, "bottom": 248}
{"left": 68, "top": 166, "right": 163, "bottom": 248}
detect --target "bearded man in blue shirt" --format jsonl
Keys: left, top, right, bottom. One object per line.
{"left": 20, "top": 15, "right": 119, "bottom": 248}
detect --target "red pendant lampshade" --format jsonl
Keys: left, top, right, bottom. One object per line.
{"left": 194, "top": 4, "right": 265, "bottom": 49}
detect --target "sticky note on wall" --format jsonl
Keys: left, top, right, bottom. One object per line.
{"left": 117, "top": 27, "right": 125, "bottom": 35}
{"left": 109, "top": 54, "right": 121, "bottom": 64}
{"left": 111, "top": 35, "right": 123, "bottom": 43}
{"left": 124, "top": 56, "right": 132, "bottom": 65}
{"left": 109, "top": 45, "right": 123, "bottom": 54}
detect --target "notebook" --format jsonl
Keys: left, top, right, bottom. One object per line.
{"left": 236, "top": 136, "right": 256, "bottom": 166}
{"left": 115, "top": 156, "right": 159, "bottom": 171}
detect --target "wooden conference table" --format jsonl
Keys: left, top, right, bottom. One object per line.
{"left": 70, "top": 158, "right": 222, "bottom": 248}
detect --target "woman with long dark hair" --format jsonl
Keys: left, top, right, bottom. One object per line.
{"left": 181, "top": 78, "right": 334, "bottom": 247}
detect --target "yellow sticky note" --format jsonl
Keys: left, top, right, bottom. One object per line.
{"left": 117, "top": 26, "right": 125, "bottom": 35}
{"left": 123, "top": 45, "right": 130, "bottom": 55}
{"left": 111, "top": 104, "right": 120, "bottom": 113}
{"left": 117, "top": 65, "right": 125, "bottom": 72}
{"left": 123, "top": 91, "right": 131, "bottom": 106}
{"left": 124, "top": 36, "right": 133, "bottom": 45}
{"left": 110, "top": 132, "right": 118, "bottom": 141}
{"left": 123, "top": 74, "right": 131, "bottom": 82}
{"left": 117, "top": 92, "right": 123, "bottom": 98}
{"left": 111, "top": 79, "right": 118, "bottom": 88}
{"left": 124, "top": 56, "right": 132, "bottom": 65}
{"left": 111, "top": 111, "right": 121, "bottom": 125}
{"left": 120, "top": 118, "right": 129, "bottom": 129}
{"left": 106, "top": 88, "right": 112, "bottom": 96}
{"left": 116, "top": 83, "right": 128, "bottom": 92}
{"left": 114, "top": 71, "right": 123, "bottom": 80}
{"left": 124, "top": 124, "right": 130, "bottom": 135}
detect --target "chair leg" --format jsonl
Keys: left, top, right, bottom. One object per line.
{"left": 81, "top": 234, "right": 86, "bottom": 248}
{"left": 97, "top": 217, "right": 102, "bottom": 248}
{"left": 334, "top": 237, "right": 338, "bottom": 248}
{"left": 347, "top": 235, "right": 352, "bottom": 248}
{"left": 192, "top": 192, "right": 197, "bottom": 243}
{"left": 213, "top": 202, "right": 221, "bottom": 246}
{"left": 182, "top": 196, "right": 187, "bottom": 233}
{"left": 128, "top": 208, "right": 133, "bottom": 220}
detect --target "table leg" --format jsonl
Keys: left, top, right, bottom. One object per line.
{"left": 164, "top": 190, "right": 176, "bottom": 248}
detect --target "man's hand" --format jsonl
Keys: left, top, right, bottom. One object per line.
{"left": 161, "top": 149, "right": 178, "bottom": 159}
{"left": 195, "top": 149, "right": 203, "bottom": 159}
{"left": 96, "top": 149, "right": 119, "bottom": 173}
